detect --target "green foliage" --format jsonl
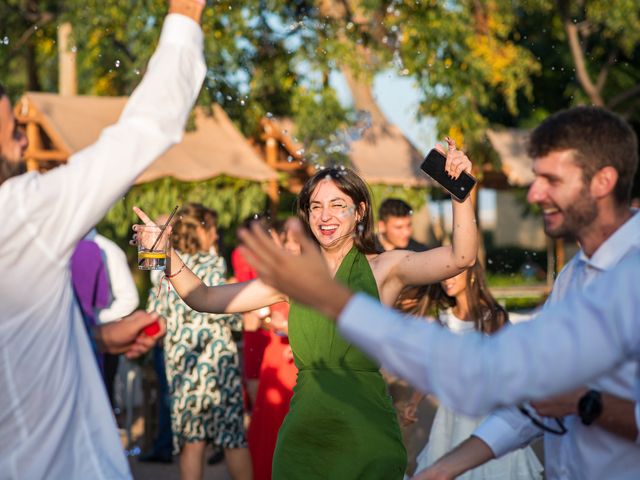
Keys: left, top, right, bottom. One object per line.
{"left": 291, "top": 86, "right": 352, "bottom": 166}
{"left": 4, "top": 0, "right": 640, "bottom": 205}
{"left": 369, "top": 184, "right": 428, "bottom": 219}
{"left": 502, "top": 296, "right": 547, "bottom": 311}
{"left": 356, "top": 0, "right": 541, "bottom": 147}
{"left": 0, "top": 0, "right": 61, "bottom": 96}
{"left": 97, "top": 176, "right": 267, "bottom": 245}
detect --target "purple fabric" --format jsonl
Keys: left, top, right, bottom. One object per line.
{"left": 70, "top": 240, "right": 110, "bottom": 327}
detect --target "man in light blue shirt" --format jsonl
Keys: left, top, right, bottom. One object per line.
{"left": 416, "top": 107, "right": 640, "bottom": 480}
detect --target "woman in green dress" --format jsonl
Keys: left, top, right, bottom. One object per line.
{"left": 134, "top": 139, "right": 478, "bottom": 479}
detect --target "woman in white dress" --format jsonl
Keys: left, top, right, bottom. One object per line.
{"left": 400, "top": 261, "right": 543, "bottom": 480}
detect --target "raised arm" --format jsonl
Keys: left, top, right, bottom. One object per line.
{"left": 338, "top": 277, "right": 636, "bottom": 415}
{"left": 23, "top": 2, "right": 206, "bottom": 262}
{"left": 378, "top": 140, "right": 477, "bottom": 299}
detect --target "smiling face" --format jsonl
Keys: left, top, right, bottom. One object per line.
{"left": 440, "top": 270, "right": 468, "bottom": 299}
{"left": 527, "top": 149, "right": 598, "bottom": 239}
{"left": 308, "top": 178, "right": 362, "bottom": 250}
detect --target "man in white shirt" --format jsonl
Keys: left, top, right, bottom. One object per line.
{"left": 0, "top": 1, "right": 205, "bottom": 478}
{"left": 237, "top": 106, "right": 640, "bottom": 480}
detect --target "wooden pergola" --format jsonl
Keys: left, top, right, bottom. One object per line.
{"left": 14, "top": 92, "right": 278, "bottom": 184}
{"left": 258, "top": 115, "right": 433, "bottom": 218}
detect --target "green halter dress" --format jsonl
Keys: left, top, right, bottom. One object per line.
{"left": 272, "top": 247, "right": 406, "bottom": 479}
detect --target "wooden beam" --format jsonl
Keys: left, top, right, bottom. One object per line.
{"left": 25, "top": 150, "right": 69, "bottom": 161}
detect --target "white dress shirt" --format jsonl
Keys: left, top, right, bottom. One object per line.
{"left": 473, "top": 211, "right": 640, "bottom": 480}
{"left": 92, "top": 232, "right": 139, "bottom": 324}
{"left": 0, "top": 15, "right": 204, "bottom": 480}
{"left": 337, "top": 254, "right": 640, "bottom": 426}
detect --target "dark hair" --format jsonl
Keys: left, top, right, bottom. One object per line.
{"left": 0, "top": 83, "right": 6, "bottom": 99}
{"left": 400, "top": 261, "right": 507, "bottom": 335}
{"left": 528, "top": 106, "right": 639, "bottom": 205}
{"left": 378, "top": 198, "right": 413, "bottom": 221}
{"left": 172, "top": 202, "right": 218, "bottom": 254}
{"left": 239, "top": 213, "right": 270, "bottom": 231}
{"left": 296, "top": 167, "right": 379, "bottom": 254}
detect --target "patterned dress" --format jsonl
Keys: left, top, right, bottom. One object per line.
{"left": 148, "top": 250, "right": 245, "bottom": 454}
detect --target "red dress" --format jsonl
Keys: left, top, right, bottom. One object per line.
{"left": 231, "top": 247, "right": 270, "bottom": 382}
{"left": 247, "top": 303, "right": 297, "bottom": 479}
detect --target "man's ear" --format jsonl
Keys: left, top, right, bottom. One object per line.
{"left": 590, "top": 166, "right": 618, "bottom": 199}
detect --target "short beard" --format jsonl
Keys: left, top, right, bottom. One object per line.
{"left": 545, "top": 186, "right": 598, "bottom": 240}
{"left": 0, "top": 154, "right": 26, "bottom": 187}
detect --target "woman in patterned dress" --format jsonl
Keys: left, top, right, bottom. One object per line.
{"left": 148, "top": 203, "right": 251, "bottom": 480}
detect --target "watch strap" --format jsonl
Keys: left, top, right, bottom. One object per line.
{"left": 578, "top": 389, "right": 603, "bottom": 426}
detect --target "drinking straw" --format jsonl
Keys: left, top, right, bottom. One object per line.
{"left": 138, "top": 205, "right": 179, "bottom": 266}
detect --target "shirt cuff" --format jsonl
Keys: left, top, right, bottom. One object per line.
{"left": 160, "top": 13, "right": 204, "bottom": 50}
{"left": 474, "top": 414, "right": 525, "bottom": 458}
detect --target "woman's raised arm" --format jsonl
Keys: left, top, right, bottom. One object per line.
{"left": 379, "top": 139, "right": 478, "bottom": 294}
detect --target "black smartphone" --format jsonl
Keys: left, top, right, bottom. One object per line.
{"left": 420, "top": 148, "right": 477, "bottom": 202}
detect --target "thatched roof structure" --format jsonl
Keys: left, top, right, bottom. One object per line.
{"left": 260, "top": 116, "right": 429, "bottom": 193}
{"left": 486, "top": 128, "right": 534, "bottom": 187}
{"left": 15, "top": 92, "right": 277, "bottom": 184}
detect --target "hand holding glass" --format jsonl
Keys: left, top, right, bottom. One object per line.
{"left": 137, "top": 225, "right": 170, "bottom": 270}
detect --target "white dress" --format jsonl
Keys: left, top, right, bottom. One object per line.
{"left": 412, "top": 310, "right": 543, "bottom": 480}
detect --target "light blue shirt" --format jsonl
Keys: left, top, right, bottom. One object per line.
{"left": 337, "top": 252, "right": 640, "bottom": 429}
{"left": 474, "top": 211, "right": 640, "bottom": 480}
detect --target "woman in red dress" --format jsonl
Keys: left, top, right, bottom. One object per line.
{"left": 247, "top": 223, "right": 300, "bottom": 479}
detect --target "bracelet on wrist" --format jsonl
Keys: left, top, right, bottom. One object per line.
{"left": 165, "top": 263, "right": 186, "bottom": 279}
{"left": 156, "top": 263, "right": 187, "bottom": 297}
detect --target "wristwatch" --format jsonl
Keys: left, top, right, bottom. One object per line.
{"left": 578, "top": 389, "right": 603, "bottom": 425}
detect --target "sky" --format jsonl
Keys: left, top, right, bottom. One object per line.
{"left": 329, "top": 70, "right": 497, "bottom": 227}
